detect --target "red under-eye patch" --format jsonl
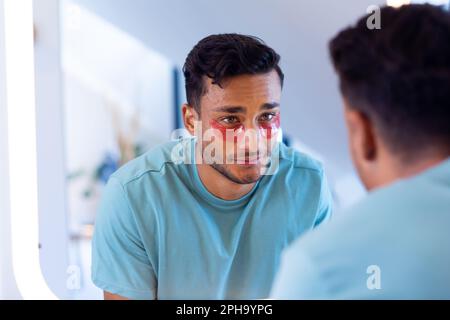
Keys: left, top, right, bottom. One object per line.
{"left": 259, "top": 114, "right": 281, "bottom": 139}
{"left": 209, "top": 114, "right": 281, "bottom": 142}
{"left": 210, "top": 120, "right": 244, "bottom": 142}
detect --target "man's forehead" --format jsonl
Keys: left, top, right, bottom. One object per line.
{"left": 202, "top": 71, "right": 281, "bottom": 107}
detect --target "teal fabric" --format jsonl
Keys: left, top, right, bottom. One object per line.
{"left": 91, "top": 138, "right": 332, "bottom": 299}
{"left": 271, "top": 158, "right": 450, "bottom": 299}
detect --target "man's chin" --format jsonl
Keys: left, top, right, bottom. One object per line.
{"left": 232, "top": 174, "right": 261, "bottom": 185}
{"left": 236, "top": 162, "right": 260, "bottom": 168}
{"left": 235, "top": 168, "right": 261, "bottom": 182}
{"left": 211, "top": 163, "right": 262, "bottom": 185}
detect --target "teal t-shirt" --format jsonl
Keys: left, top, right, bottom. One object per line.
{"left": 271, "top": 157, "right": 450, "bottom": 299}
{"left": 91, "top": 138, "right": 332, "bottom": 299}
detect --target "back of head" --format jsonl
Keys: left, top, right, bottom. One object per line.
{"left": 329, "top": 4, "right": 450, "bottom": 157}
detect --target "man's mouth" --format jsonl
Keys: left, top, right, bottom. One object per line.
{"left": 234, "top": 155, "right": 260, "bottom": 165}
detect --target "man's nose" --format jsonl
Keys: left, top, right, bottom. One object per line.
{"left": 236, "top": 119, "right": 261, "bottom": 152}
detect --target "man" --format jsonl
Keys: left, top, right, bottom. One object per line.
{"left": 91, "top": 34, "right": 332, "bottom": 300}
{"left": 271, "top": 4, "right": 450, "bottom": 299}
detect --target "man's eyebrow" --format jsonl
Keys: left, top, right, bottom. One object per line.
{"left": 212, "top": 106, "right": 246, "bottom": 114}
{"left": 260, "top": 102, "right": 280, "bottom": 110}
{"left": 212, "top": 103, "right": 280, "bottom": 113}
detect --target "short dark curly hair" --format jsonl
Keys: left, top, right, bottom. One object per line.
{"left": 183, "top": 33, "right": 284, "bottom": 114}
{"left": 329, "top": 4, "right": 450, "bottom": 154}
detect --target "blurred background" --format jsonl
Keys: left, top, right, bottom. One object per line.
{"left": 1, "top": 0, "right": 448, "bottom": 299}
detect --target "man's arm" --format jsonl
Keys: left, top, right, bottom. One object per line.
{"left": 104, "top": 291, "right": 129, "bottom": 300}
{"left": 91, "top": 177, "right": 157, "bottom": 300}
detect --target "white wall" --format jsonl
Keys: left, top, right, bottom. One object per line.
{"left": 0, "top": 0, "right": 68, "bottom": 300}
{"left": 0, "top": 0, "right": 21, "bottom": 300}
{"left": 33, "top": 0, "right": 69, "bottom": 299}
{"left": 62, "top": 0, "right": 175, "bottom": 231}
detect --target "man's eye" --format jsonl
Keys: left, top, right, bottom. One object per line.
{"left": 221, "top": 116, "right": 239, "bottom": 124}
{"left": 259, "top": 113, "right": 276, "bottom": 122}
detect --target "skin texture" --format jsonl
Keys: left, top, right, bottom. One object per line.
{"left": 343, "top": 100, "right": 449, "bottom": 191}
{"left": 104, "top": 291, "right": 128, "bottom": 300}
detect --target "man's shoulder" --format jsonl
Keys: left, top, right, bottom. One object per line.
{"left": 278, "top": 143, "right": 324, "bottom": 174}
{"left": 109, "top": 139, "right": 186, "bottom": 186}
{"left": 288, "top": 167, "right": 450, "bottom": 259}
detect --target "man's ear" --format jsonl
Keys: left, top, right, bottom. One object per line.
{"left": 345, "top": 108, "right": 377, "bottom": 163}
{"left": 182, "top": 104, "right": 199, "bottom": 135}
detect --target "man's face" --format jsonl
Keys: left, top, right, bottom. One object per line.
{"left": 195, "top": 70, "right": 282, "bottom": 185}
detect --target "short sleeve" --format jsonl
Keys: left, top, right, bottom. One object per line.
{"left": 314, "top": 169, "right": 333, "bottom": 227}
{"left": 91, "top": 177, "right": 157, "bottom": 299}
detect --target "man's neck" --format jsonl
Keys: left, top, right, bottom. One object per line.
{"left": 195, "top": 147, "right": 255, "bottom": 201}
{"left": 378, "top": 150, "right": 449, "bottom": 188}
